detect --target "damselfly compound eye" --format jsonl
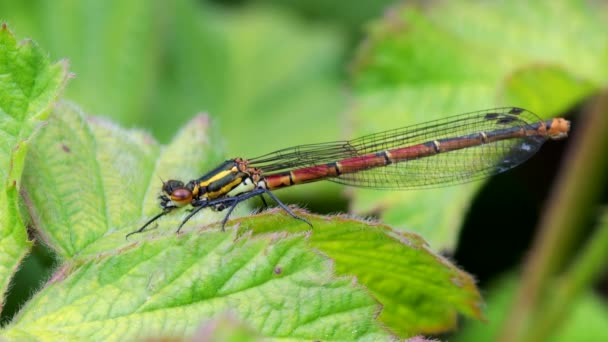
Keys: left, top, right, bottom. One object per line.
{"left": 160, "top": 180, "right": 192, "bottom": 206}
{"left": 170, "top": 188, "right": 193, "bottom": 206}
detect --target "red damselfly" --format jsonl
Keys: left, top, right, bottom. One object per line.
{"left": 127, "top": 107, "right": 570, "bottom": 237}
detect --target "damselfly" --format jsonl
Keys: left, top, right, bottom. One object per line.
{"left": 127, "top": 107, "right": 570, "bottom": 237}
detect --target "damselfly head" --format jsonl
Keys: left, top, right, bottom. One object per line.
{"left": 161, "top": 180, "right": 193, "bottom": 207}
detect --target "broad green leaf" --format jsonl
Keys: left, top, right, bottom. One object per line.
{"left": 21, "top": 102, "right": 225, "bottom": 259}
{"left": 242, "top": 210, "right": 484, "bottom": 336}
{"left": 15, "top": 103, "right": 480, "bottom": 339}
{"left": 0, "top": 24, "right": 67, "bottom": 310}
{"left": 350, "top": 0, "right": 608, "bottom": 249}
{"left": 4, "top": 230, "right": 389, "bottom": 341}
{"left": 14, "top": 104, "right": 394, "bottom": 340}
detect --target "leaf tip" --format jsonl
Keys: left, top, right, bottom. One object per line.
{"left": 193, "top": 112, "right": 211, "bottom": 126}
{"left": 58, "top": 58, "right": 74, "bottom": 75}
{"left": 449, "top": 275, "right": 486, "bottom": 320}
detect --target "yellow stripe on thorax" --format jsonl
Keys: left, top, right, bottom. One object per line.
{"left": 197, "top": 167, "right": 238, "bottom": 187}
{"left": 206, "top": 176, "right": 244, "bottom": 199}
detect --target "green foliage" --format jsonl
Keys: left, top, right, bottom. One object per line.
{"left": 153, "top": 3, "right": 347, "bottom": 157}
{"left": 5, "top": 217, "right": 386, "bottom": 340}
{"left": 1, "top": 101, "right": 482, "bottom": 339}
{"left": 455, "top": 276, "right": 608, "bottom": 342}
{"left": 0, "top": 0, "right": 607, "bottom": 340}
{"left": 245, "top": 211, "right": 484, "bottom": 335}
{"left": 21, "top": 103, "right": 225, "bottom": 259}
{"left": 0, "top": 24, "right": 67, "bottom": 309}
{"left": 0, "top": 0, "right": 350, "bottom": 210}
{"left": 0, "top": 0, "right": 163, "bottom": 127}
{"left": 457, "top": 211, "right": 608, "bottom": 341}
{"left": 349, "top": 0, "right": 607, "bottom": 249}
{"left": 0, "top": 0, "right": 347, "bottom": 156}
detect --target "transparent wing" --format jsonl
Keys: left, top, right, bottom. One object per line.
{"left": 249, "top": 107, "right": 551, "bottom": 189}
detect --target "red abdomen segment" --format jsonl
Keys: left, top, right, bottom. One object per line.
{"left": 263, "top": 117, "right": 570, "bottom": 190}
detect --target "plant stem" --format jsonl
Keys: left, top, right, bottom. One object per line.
{"left": 499, "top": 91, "right": 608, "bottom": 342}
{"left": 526, "top": 210, "right": 608, "bottom": 341}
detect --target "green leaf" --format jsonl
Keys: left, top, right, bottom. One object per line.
{"left": 349, "top": 0, "right": 608, "bottom": 249}
{"left": 242, "top": 210, "right": 484, "bottom": 336}
{"left": 0, "top": 23, "right": 67, "bottom": 310}
{"left": 12, "top": 104, "right": 394, "bottom": 340}
{"left": 12, "top": 103, "right": 481, "bottom": 339}
{"left": 21, "top": 102, "right": 225, "bottom": 259}
{"left": 4, "top": 230, "right": 388, "bottom": 341}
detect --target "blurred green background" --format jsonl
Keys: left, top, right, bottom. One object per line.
{"left": 1, "top": 0, "right": 607, "bottom": 340}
